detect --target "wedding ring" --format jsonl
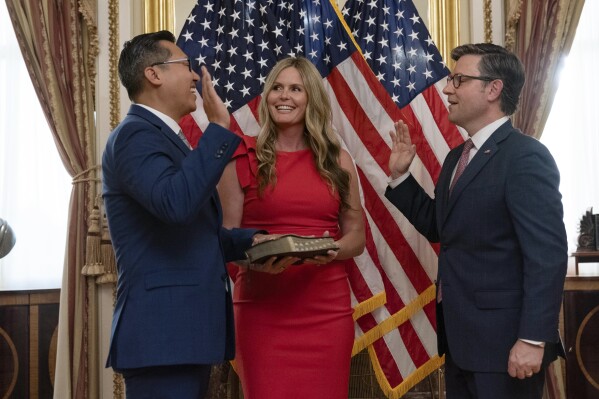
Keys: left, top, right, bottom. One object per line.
{"left": 526, "top": 372, "right": 533, "bottom": 377}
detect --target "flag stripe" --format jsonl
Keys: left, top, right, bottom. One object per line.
{"left": 327, "top": 65, "right": 392, "bottom": 173}
{"left": 421, "top": 84, "right": 464, "bottom": 148}
{"left": 177, "top": 0, "right": 457, "bottom": 395}
{"left": 358, "top": 168, "right": 432, "bottom": 300}
{"left": 328, "top": 87, "right": 440, "bottom": 296}
{"left": 336, "top": 54, "right": 442, "bottom": 181}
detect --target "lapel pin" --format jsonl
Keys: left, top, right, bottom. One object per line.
{"left": 484, "top": 149, "right": 491, "bottom": 154}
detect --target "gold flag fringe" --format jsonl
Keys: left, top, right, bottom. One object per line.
{"left": 352, "top": 285, "right": 437, "bottom": 356}
{"left": 97, "top": 213, "right": 117, "bottom": 284}
{"left": 369, "top": 345, "right": 444, "bottom": 399}
{"left": 352, "top": 291, "right": 386, "bottom": 321}
{"left": 81, "top": 205, "right": 105, "bottom": 276}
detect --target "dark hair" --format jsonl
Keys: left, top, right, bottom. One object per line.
{"left": 451, "top": 43, "right": 525, "bottom": 115}
{"left": 118, "top": 30, "right": 175, "bottom": 101}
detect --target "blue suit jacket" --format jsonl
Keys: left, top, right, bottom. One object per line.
{"left": 102, "top": 105, "right": 258, "bottom": 370}
{"left": 385, "top": 121, "right": 567, "bottom": 372}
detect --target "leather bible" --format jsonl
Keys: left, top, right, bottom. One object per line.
{"left": 245, "top": 234, "right": 339, "bottom": 264}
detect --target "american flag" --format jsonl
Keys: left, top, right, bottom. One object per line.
{"left": 177, "top": 0, "right": 465, "bottom": 396}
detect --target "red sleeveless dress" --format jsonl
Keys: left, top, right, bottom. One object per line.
{"left": 230, "top": 136, "right": 354, "bottom": 399}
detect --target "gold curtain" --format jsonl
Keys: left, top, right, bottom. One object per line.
{"left": 428, "top": 0, "right": 460, "bottom": 69}
{"left": 4, "top": 0, "right": 99, "bottom": 398}
{"left": 144, "top": 0, "right": 174, "bottom": 33}
{"left": 506, "top": 0, "right": 585, "bottom": 138}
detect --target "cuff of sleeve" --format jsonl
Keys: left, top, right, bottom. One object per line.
{"left": 520, "top": 339, "right": 545, "bottom": 347}
{"left": 252, "top": 230, "right": 269, "bottom": 245}
{"left": 388, "top": 172, "right": 411, "bottom": 189}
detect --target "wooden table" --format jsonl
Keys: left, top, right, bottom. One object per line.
{"left": 571, "top": 250, "right": 599, "bottom": 275}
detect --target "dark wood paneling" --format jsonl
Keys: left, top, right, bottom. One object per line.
{"left": 564, "top": 278, "right": 599, "bottom": 398}
{"left": 0, "top": 305, "right": 29, "bottom": 398}
{"left": 0, "top": 290, "right": 59, "bottom": 399}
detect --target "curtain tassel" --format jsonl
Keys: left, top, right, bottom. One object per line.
{"left": 97, "top": 213, "right": 117, "bottom": 284}
{"left": 82, "top": 205, "right": 105, "bottom": 276}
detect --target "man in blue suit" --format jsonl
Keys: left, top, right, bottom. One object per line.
{"left": 385, "top": 43, "right": 567, "bottom": 398}
{"left": 102, "top": 31, "right": 285, "bottom": 398}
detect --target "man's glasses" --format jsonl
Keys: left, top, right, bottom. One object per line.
{"left": 446, "top": 73, "right": 499, "bottom": 89}
{"left": 151, "top": 57, "right": 192, "bottom": 72}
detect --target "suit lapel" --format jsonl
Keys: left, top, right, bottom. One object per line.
{"left": 438, "top": 147, "right": 461, "bottom": 223}
{"left": 162, "top": 127, "right": 191, "bottom": 155}
{"left": 129, "top": 105, "right": 220, "bottom": 211}
{"left": 129, "top": 105, "right": 191, "bottom": 155}
{"left": 442, "top": 123, "right": 513, "bottom": 223}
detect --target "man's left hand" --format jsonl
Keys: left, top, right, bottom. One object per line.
{"left": 507, "top": 340, "right": 544, "bottom": 379}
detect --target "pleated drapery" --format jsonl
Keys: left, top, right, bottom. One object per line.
{"left": 5, "top": 0, "right": 99, "bottom": 397}
{"left": 505, "top": 0, "right": 584, "bottom": 138}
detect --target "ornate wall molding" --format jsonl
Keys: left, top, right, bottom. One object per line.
{"left": 484, "top": 0, "right": 493, "bottom": 43}
{"left": 108, "top": 0, "right": 120, "bottom": 131}
{"left": 107, "top": 4, "right": 125, "bottom": 398}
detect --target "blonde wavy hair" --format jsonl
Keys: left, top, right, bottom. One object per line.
{"left": 256, "top": 57, "right": 351, "bottom": 210}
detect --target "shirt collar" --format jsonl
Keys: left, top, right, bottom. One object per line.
{"left": 469, "top": 116, "right": 509, "bottom": 150}
{"left": 135, "top": 103, "right": 182, "bottom": 135}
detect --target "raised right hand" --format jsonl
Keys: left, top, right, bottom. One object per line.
{"left": 200, "top": 65, "right": 230, "bottom": 129}
{"left": 388, "top": 121, "right": 416, "bottom": 179}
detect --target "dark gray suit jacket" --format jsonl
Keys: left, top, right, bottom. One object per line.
{"left": 385, "top": 120, "right": 567, "bottom": 372}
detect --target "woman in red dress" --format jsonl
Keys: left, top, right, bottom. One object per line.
{"left": 218, "top": 57, "right": 365, "bottom": 398}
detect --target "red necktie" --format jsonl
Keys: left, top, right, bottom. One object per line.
{"left": 438, "top": 139, "right": 474, "bottom": 303}
{"left": 449, "top": 139, "right": 474, "bottom": 195}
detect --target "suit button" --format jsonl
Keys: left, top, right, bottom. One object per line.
{"left": 216, "top": 144, "right": 227, "bottom": 158}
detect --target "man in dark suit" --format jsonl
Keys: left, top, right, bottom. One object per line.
{"left": 385, "top": 43, "right": 567, "bottom": 398}
{"left": 102, "top": 31, "right": 288, "bottom": 399}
